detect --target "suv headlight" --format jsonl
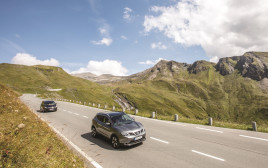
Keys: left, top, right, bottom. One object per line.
{"left": 121, "top": 132, "right": 130, "bottom": 136}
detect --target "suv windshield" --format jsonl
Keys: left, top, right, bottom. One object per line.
{"left": 111, "top": 114, "right": 134, "bottom": 126}
{"left": 44, "top": 101, "right": 55, "bottom": 105}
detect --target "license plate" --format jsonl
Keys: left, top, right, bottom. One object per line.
{"left": 135, "top": 136, "right": 142, "bottom": 141}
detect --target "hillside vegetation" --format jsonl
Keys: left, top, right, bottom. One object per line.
{"left": 0, "top": 84, "right": 84, "bottom": 167}
{"left": 112, "top": 52, "right": 268, "bottom": 126}
{"left": 0, "top": 63, "right": 117, "bottom": 107}
{"left": 0, "top": 52, "right": 267, "bottom": 128}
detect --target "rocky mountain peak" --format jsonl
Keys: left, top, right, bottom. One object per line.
{"left": 188, "top": 60, "right": 216, "bottom": 74}
{"left": 148, "top": 60, "right": 189, "bottom": 79}
{"left": 216, "top": 52, "right": 268, "bottom": 81}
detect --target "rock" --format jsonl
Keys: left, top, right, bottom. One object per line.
{"left": 216, "top": 52, "right": 268, "bottom": 81}
{"left": 18, "top": 123, "right": 25, "bottom": 129}
{"left": 23, "top": 117, "right": 27, "bottom": 120}
{"left": 215, "top": 56, "right": 239, "bottom": 75}
{"left": 188, "top": 60, "right": 216, "bottom": 74}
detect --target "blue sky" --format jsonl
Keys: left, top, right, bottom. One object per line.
{"left": 1, "top": 0, "right": 267, "bottom": 75}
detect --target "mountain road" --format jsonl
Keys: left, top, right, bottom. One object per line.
{"left": 20, "top": 94, "right": 268, "bottom": 168}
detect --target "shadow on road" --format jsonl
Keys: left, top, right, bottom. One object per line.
{"left": 81, "top": 132, "right": 143, "bottom": 151}
{"left": 36, "top": 109, "right": 57, "bottom": 113}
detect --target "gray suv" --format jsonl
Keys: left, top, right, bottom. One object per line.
{"left": 40, "top": 100, "right": 57, "bottom": 112}
{"left": 91, "top": 112, "right": 146, "bottom": 148}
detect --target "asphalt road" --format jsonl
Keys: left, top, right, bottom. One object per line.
{"left": 21, "top": 94, "right": 268, "bottom": 168}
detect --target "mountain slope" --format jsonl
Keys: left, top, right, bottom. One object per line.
{"left": 0, "top": 52, "right": 267, "bottom": 126}
{"left": 73, "top": 72, "right": 127, "bottom": 84}
{"left": 0, "top": 63, "right": 116, "bottom": 106}
{"left": 112, "top": 52, "right": 268, "bottom": 125}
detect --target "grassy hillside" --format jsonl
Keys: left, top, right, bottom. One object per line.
{"left": 113, "top": 60, "right": 268, "bottom": 126}
{"left": 0, "top": 63, "right": 117, "bottom": 106}
{"left": 0, "top": 84, "right": 84, "bottom": 167}
{"left": 0, "top": 52, "right": 267, "bottom": 129}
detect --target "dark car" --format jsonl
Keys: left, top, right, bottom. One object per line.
{"left": 91, "top": 112, "right": 146, "bottom": 149}
{"left": 40, "top": 100, "right": 57, "bottom": 112}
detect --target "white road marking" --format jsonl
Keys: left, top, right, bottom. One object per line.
{"left": 29, "top": 108, "right": 102, "bottom": 168}
{"left": 239, "top": 135, "right": 268, "bottom": 142}
{"left": 68, "top": 111, "right": 72, "bottom": 114}
{"left": 83, "top": 116, "right": 88, "bottom": 118}
{"left": 62, "top": 109, "right": 66, "bottom": 112}
{"left": 192, "top": 150, "right": 225, "bottom": 162}
{"left": 73, "top": 113, "right": 79, "bottom": 116}
{"left": 91, "top": 161, "right": 102, "bottom": 168}
{"left": 150, "top": 137, "right": 169, "bottom": 144}
{"left": 196, "top": 127, "right": 223, "bottom": 133}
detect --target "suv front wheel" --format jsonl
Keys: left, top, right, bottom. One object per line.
{"left": 111, "top": 135, "right": 120, "bottom": 149}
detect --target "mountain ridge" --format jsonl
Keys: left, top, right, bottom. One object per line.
{"left": 74, "top": 52, "right": 268, "bottom": 84}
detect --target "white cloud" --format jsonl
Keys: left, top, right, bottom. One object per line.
{"left": 123, "top": 7, "right": 134, "bottom": 22}
{"left": 151, "top": 42, "right": 167, "bottom": 50}
{"left": 121, "top": 35, "right": 127, "bottom": 40}
{"left": 92, "top": 23, "right": 113, "bottom": 46}
{"left": 63, "top": 68, "right": 71, "bottom": 74}
{"left": 139, "top": 58, "right": 167, "bottom": 65}
{"left": 71, "top": 59, "right": 128, "bottom": 76}
{"left": 99, "top": 27, "right": 108, "bottom": 36}
{"left": 209, "top": 56, "right": 219, "bottom": 63}
{"left": 144, "top": 0, "right": 268, "bottom": 59}
{"left": 11, "top": 53, "right": 59, "bottom": 66}
{"left": 61, "top": 62, "right": 85, "bottom": 67}
{"left": 91, "top": 38, "right": 113, "bottom": 46}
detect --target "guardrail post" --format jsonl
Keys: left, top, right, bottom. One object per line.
{"left": 89, "top": 102, "right": 91, "bottom": 106}
{"left": 174, "top": 114, "right": 179, "bottom": 121}
{"left": 104, "top": 105, "right": 107, "bottom": 109}
{"left": 152, "top": 112, "right": 155, "bottom": 118}
{"left": 208, "top": 117, "right": 213, "bottom": 126}
{"left": 135, "top": 109, "right": 138, "bottom": 115}
{"left": 122, "top": 107, "right": 125, "bottom": 112}
{"left": 98, "top": 104, "right": 100, "bottom": 108}
{"left": 112, "top": 106, "right": 115, "bottom": 111}
{"left": 93, "top": 103, "right": 95, "bottom": 107}
{"left": 252, "top": 121, "right": 257, "bottom": 131}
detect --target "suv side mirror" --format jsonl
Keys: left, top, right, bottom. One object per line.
{"left": 106, "top": 122, "right": 111, "bottom": 127}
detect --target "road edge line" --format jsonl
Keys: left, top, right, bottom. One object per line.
{"left": 29, "top": 107, "right": 103, "bottom": 168}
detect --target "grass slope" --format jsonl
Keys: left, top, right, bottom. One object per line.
{"left": 0, "top": 63, "right": 117, "bottom": 107}
{"left": 0, "top": 84, "right": 84, "bottom": 167}
{"left": 113, "top": 61, "right": 268, "bottom": 127}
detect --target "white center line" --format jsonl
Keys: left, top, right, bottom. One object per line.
{"left": 62, "top": 109, "right": 66, "bottom": 111}
{"left": 150, "top": 137, "right": 169, "bottom": 144}
{"left": 192, "top": 150, "right": 225, "bottom": 162}
{"left": 196, "top": 127, "right": 223, "bottom": 133}
{"left": 68, "top": 111, "right": 72, "bottom": 114}
{"left": 239, "top": 135, "right": 268, "bottom": 142}
{"left": 73, "top": 113, "right": 79, "bottom": 116}
{"left": 83, "top": 116, "right": 88, "bottom": 118}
